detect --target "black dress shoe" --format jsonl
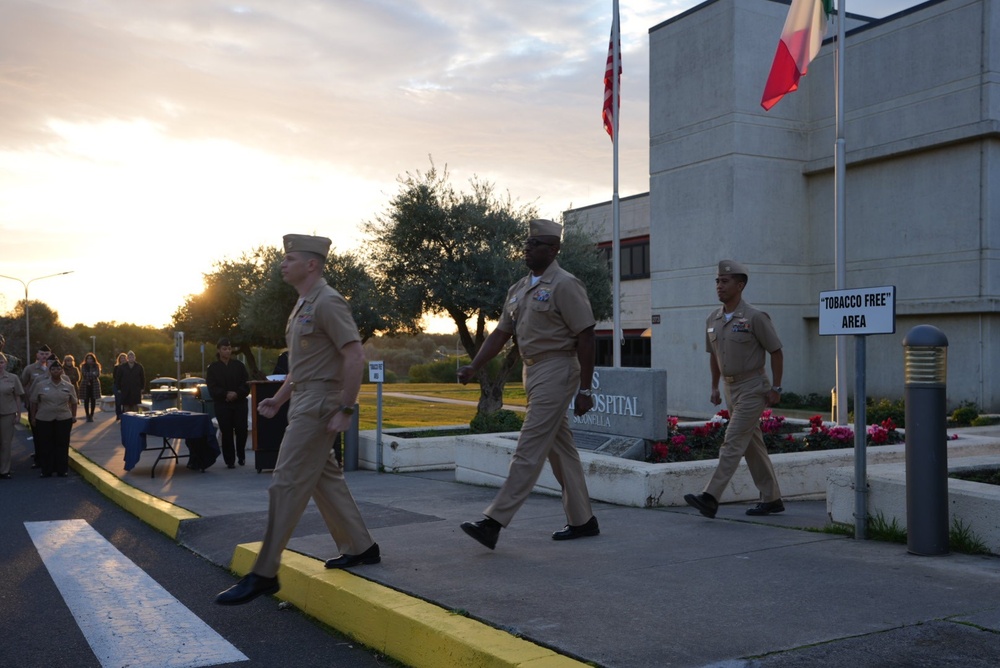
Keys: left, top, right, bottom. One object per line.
{"left": 39, "top": 473, "right": 52, "bottom": 478}
{"left": 325, "top": 542, "right": 381, "bottom": 569}
{"left": 57, "top": 472, "right": 68, "bottom": 478}
{"left": 552, "top": 515, "right": 600, "bottom": 541}
{"left": 460, "top": 517, "right": 501, "bottom": 550}
{"left": 226, "top": 464, "right": 235, "bottom": 469}
{"left": 215, "top": 572, "right": 280, "bottom": 606}
{"left": 746, "top": 499, "right": 785, "bottom": 516}
{"left": 0, "top": 473, "right": 11, "bottom": 479}
{"left": 684, "top": 492, "right": 719, "bottom": 519}
{"left": 238, "top": 459, "right": 245, "bottom": 466}
{"left": 30, "top": 463, "right": 40, "bottom": 469}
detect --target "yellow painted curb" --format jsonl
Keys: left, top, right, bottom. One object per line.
{"left": 230, "top": 543, "right": 589, "bottom": 668}
{"left": 69, "top": 449, "right": 198, "bottom": 539}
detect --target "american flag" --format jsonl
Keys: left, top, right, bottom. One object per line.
{"left": 603, "top": 4, "right": 621, "bottom": 140}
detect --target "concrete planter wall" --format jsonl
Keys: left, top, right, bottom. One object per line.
{"left": 827, "top": 454, "right": 1000, "bottom": 555}
{"left": 454, "top": 433, "right": 1000, "bottom": 508}
{"left": 357, "top": 426, "right": 467, "bottom": 473}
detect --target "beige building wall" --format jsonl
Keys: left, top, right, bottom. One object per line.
{"left": 568, "top": 0, "right": 1000, "bottom": 416}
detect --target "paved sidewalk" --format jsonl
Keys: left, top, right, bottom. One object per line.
{"left": 48, "top": 412, "right": 1000, "bottom": 666}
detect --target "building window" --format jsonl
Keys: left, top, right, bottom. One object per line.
{"left": 598, "top": 237, "right": 650, "bottom": 281}
{"left": 594, "top": 330, "right": 651, "bottom": 368}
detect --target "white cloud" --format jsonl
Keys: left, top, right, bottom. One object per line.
{"left": 0, "top": 0, "right": 921, "bottom": 329}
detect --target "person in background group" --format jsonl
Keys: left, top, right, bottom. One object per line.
{"left": 117, "top": 351, "right": 145, "bottom": 414}
{"left": 207, "top": 337, "right": 250, "bottom": 468}
{"left": 112, "top": 352, "right": 128, "bottom": 420}
{"left": 684, "top": 260, "right": 786, "bottom": 519}
{"left": 457, "top": 218, "right": 600, "bottom": 550}
{"left": 80, "top": 353, "right": 102, "bottom": 423}
{"left": 21, "top": 344, "right": 52, "bottom": 468}
{"left": 62, "top": 354, "right": 81, "bottom": 419}
{"left": 29, "top": 358, "right": 78, "bottom": 478}
{"left": 215, "top": 233, "right": 378, "bottom": 606}
{"left": 0, "top": 353, "right": 25, "bottom": 479}
{"left": 20, "top": 344, "right": 52, "bottom": 392}
{"left": 0, "top": 335, "right": 22, "bottom": 377}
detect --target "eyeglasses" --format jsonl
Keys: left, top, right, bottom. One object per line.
{"left": 524, "top": 239, "right": 555, "bottom": 249}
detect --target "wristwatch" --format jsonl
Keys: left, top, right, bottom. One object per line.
{"left": 578, "top": 388, "right": 593, "bottom": 397}
{"left": 771, "top": 386, "right": 782, "bottom": 393}
{"left": 337, "top": 405, "right": 355, "bottom": 415}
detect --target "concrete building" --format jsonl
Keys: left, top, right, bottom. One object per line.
{"left": 566, "top": 0, "right": 1000, "bottom": 416}
{"left": 564, "top": 193, "right": 652, "bottom": 366}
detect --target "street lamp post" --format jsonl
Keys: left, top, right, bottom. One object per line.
{"left": 90, "top": 336, "right": 96, "bottom": 354}
{"left": 0, "top": 272, "right": 75, "bottom": 361}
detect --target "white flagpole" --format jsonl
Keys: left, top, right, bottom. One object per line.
{"left": 834, "top": 0, "right": 847, "bottom": 423}
{"left": 612, "top": 0, "right": 622, "bottom": 368}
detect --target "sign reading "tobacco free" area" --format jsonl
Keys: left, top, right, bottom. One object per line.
{"left": 819, "top": 286, "right": 897, "bottom": 336}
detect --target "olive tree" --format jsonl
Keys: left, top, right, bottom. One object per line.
{"left": 364, "top": 163, "right": 611, "bottom": 415}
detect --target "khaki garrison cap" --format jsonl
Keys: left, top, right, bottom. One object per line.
{"left": 717, "top": 259, "right": 749, "bottom": 278}
{"left": 529, "top": 218, "right": 563, "bottom": 239}
{"left": 283, "top": 234, "right": 331, "bottom": 257}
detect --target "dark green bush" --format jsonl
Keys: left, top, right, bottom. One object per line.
{"left": 470, "top": 409, "right": 524, "bottom": 434}
{"left": 950, "top": 400, "right": 979, "bottom": 426}
{"left": 408, "top": 357, "right": 471, "bottom": 383}
{"left": 776, "top": 391, "right": 827, "bottom": 410}
{"left": 853, "top": 397, "right": 906, "bottom": 429}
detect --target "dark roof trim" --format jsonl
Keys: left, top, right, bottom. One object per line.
{"left": 648, "top": 0, "right": 956, "bottom": 36}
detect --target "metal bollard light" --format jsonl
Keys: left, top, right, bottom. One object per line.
{"left": 902, "top": 325, "right": 949, "bottom": 556}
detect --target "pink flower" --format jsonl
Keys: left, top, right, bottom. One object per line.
{"left": 671, "top": 434, "right": 687, "bottom": 446}
{"left": 667, "top": 416, "right": 679, "bottom": 430}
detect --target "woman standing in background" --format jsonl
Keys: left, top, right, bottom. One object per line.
{"left": 80, "top": 353, "right": 102, "bottom": 422}
{"left": 62, "top": 354, "right": 80, "bottom": 389}
{"left": 30, "top": 358, "right": 77, "bottom": 478}
{"left": 112, "top": 352, "right": 127, "bottom": 420}
{"left": 0, "top": 353, "right": 25, "bottom": 479}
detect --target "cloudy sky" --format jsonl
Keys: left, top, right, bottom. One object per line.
{"left": 0, "top": 0, "right": 917, "bottom": 331}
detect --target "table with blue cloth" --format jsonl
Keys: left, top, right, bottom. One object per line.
{"left": 121, "top": 410, "right": 220, "bottom": 478}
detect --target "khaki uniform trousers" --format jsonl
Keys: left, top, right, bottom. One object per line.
{"left": 485, "top": 356, "right": 594, "bottom": 527}
{"left": 704, "top": 375, "right": 782, "bottom": 503}
{"left": 0, "top": 413, "right": 16, "bottom": 475}
{"left": 254, "top": 390, "right": 374, "bottom": 578}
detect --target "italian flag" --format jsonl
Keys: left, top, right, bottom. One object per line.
{"left": 760, "top": 0, "right": 833, "bottom": 111}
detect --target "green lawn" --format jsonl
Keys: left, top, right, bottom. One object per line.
{"left": 355, "top": 382, "right": 525, "bottom": 430}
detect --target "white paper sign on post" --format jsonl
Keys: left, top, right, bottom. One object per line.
{"left": 369, "top": 361, "right": 384, "bottom": 383}
{"left": 819, "top": 286, "right": 896, "bottom": 336}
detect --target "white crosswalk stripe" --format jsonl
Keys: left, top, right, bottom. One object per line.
{"left": 25, "top": 519, "right": 247, "bottom": 668}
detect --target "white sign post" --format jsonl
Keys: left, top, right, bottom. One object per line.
{"left": 819, "top": 286, "right": 896, "bottom": 540}
{"left": 369, "top": 361, "right": 384, "bottom": 472}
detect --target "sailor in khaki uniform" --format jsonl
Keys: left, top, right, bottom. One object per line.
{"left": 0, "top": 353, "right": 25, "bottom": 479}
{"left": 685, "top": 260, "right": 785, "bottom": 519}
{"left": 458, "top": 219, "right": 599, "bottom": 550}
{"left": 216, "top": 234, "right": 378, "bottom": 606}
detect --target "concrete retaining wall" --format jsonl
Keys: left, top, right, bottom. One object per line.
{"left": 455, "top": 433, "right": 1000, "bottom": 508}
{"left": 827, "top": 454, "right": 1000, "bottom": 554}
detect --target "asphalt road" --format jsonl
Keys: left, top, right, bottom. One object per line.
{"left": 0, "top": 430, "right": 399, "bottom": 668}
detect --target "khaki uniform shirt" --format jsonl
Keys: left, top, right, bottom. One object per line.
{"left": 21, "top": 361, "right": 49, "bottom": 394}
{"left": 497, "top": 260, "right": 596, "bottom": 358}
{"left": 0, "top": 371, "right": 24, "bottom": 415}
{"left": 32, "top": 378, "right": 77, "bottom": 421}
{"left": 705, "top": 299, "right": 782, "bottom": 377}
{"left": 286, "top": 279, "right": 361, "bottom": 390}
